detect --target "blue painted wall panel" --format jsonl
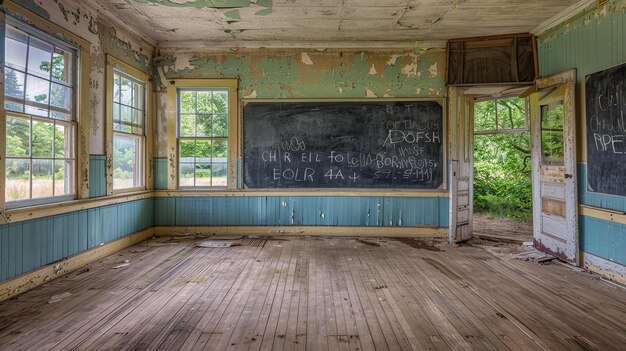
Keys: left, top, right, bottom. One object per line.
{"left": 155, "top": 196, "right": 448, "bottom": 228}
{"left": 0, "top": 198, "right": 154, "bottom": 283}
{"left": 578, "top": 163, "right": 626, "bottom": 212}
{"left": 89, "top": 155, "right": 107, "bottom": 198}
{"left": 580, "top": 215, "right": 626, "bottom": 266}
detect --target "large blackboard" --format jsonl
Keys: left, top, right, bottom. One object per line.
{"left": 243, "top": 101, "right": 444, "bottom": 189}
{"left": 585, "top": 62, "right": 626, "bottom": 196}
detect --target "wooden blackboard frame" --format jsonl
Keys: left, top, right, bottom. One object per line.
{"left": 240, "top": 98, "right": 448, "bottom": 192}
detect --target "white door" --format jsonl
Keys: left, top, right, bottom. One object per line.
{"left": 530, "top": 70, "right": 578, "bottom": 264}
{"left": 449, "top": 87, "right": 473, "bottom": 243}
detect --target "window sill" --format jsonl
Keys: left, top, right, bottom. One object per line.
{"left": 1, "top": 190, "right": 153, "bottom": 224}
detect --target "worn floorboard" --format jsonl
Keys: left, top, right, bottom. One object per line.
{"left": 0, "top": 236, "right": 624, "bottom": 351}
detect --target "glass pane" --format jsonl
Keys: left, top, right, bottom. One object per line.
{"left": 133, "top": 81, "right": 144, "bottom": 110}
{"left": 213, "top": 114, "right": 228, "bottom": 137}
{"left": 120, "top": 104, "right": 133, "bottom": 124}
{"left": 27, "top": 37, "right": 53, "bottom": 79}
{"left": 50, "top": 111, "right": 71, "bottom": 121}
{"left": 5, "top": 37, "right": 27, "bottom": 71}
{"left": 50, "top": 83, "right": 71, "bottom": 111}
{"left": 197, "top": 91, "right": 212, "bottom": 113}
{"left": 180, "top": 114, "right": 195, "bottom": 137}
{"left": 541, "top": 103, "right": 565, "bottom": 164}
{"left": 31, "top": 120, "right": 54, "bottom": 157}
{"left": 196, "top": 114, "right": 211, "bottom": 137}
{"left": 5, "top": 159, "right": 30, "bottom": 201}
{"left": 179, "top": 91, "right": 196, "bottom": 114}
{"left": 26, "top": 74, "right": 50, "bottom": 105}
{"left": 113, "top": 74, "right": 121, "bottom": 103}
{"left": 120, "top": 77, "right": 133, "bottom": 106}
{"left": 5, "top": 101, "right": 24, "bottom": 113}
{"left": 54, "top": 122, "right": 73, "bottom": 158}
{"left": 54, "top": 160, "right": 74, "bottom": 196}
{"left": 195, "top": 140, "right": 211, "bottom": 159}
{"left": 179, "top": 140, "right": 195, "bottom": 160}
{"left": 25, "top": 105, "right": 49, "bottom": 117}
{"left": 212, "top": 140, "right": 228, "bottom": 158}
{"left": 195, "top": 163, "right": 212, "bottom": 187}
{"left": 6, "top": 116, "right": 30, "bottom": 157}
{"left": 213, "top": 90, "right": 228, "bottom": 114}
{"left": 113, "top": 102, "right": 121, "bottom": 122}
{"left": 179, "top": 163, "right": 195, "bottom": 187}
{"left": 212, "top": 161, "right": 228, "bottom": 187}
{"left": 51, "top": 49, "right": 71, "bottom": 84}
{"left": 32, "top": 159, "right": 53, "bottom": 198}
{"left": 113, "top": 134, "right": 141, "bottom": 190}
{"left": 6, "top": 25, "right": 28, "bottom": 44}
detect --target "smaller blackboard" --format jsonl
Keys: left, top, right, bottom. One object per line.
{"left": 585, "top": 62, "right": 626, "bottom": 196}
{"left": 243, "top": 100, "right": 444, "bottom": 189}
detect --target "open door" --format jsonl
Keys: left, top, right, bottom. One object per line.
{"left": 449, "top": 87, "right": 473, "bottom": 243}
{"left": 529, "top": 70, "right": 578, "bottom": 263}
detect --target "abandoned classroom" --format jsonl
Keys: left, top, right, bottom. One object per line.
{"left": 0, "top": 0, "right": 625, "bottom": 350}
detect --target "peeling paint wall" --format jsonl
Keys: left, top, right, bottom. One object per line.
{"left": 155, "top": 49, "right": 446, "bottom": 156}
{"left": 8, "top": 0, "right": 154, "bottom": 155}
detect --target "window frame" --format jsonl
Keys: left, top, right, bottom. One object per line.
{"left": 105, "top": 55, "right": 151, "bottom": 195}
{"left": 166, "top": 79, "right": 238, "bottom": 191}
{"left": 3, "top": 17, "right": 78, "bottom": 209}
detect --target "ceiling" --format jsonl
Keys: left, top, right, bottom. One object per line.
{"left": 91, "top": 0, "right": 585, "bottom": 49}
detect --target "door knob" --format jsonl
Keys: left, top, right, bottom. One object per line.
{"left": 564, "top": 174, "right": 573, "bottom": 179}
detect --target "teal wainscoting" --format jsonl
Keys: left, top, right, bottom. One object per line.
{"left": 154, "top": 196, "right": 449, "bottom": 228}
{"left": 89, "top": 155, "right": 107, "bottom": 198}
{"left": 154, "top": 158, "right": 168, "bottom": 190}
{"left": 578, "top": 163, "right": 626, "bottom": 212}
{"left": 579, "top": 215, "right": 626, "bottom": 266}
{"left": 0, "top": 198, "right": 154, "bottom": 283}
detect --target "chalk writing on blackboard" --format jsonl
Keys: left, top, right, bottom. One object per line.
{"left": 243, "top": 101, "right": 444, "bottom": 189}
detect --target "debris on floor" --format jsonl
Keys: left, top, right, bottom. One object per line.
{"left": 196, "top": 241, "right": 241, "bottom": 248}
{"left": 514, "top": 250, "right": 555, "bottom": 264}
{"left": 48, "top": 292, "right": 72, "bottom": 304}
{"left": 113, "top": 260, "right": 131, "bottom": 269}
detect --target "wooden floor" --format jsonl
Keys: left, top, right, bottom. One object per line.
{"left": 0, "top": 236, "right": 624, "bottom": 351}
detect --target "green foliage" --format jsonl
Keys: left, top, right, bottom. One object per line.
{"left": 473, "top": 97, "right": 532, "bottom": 219}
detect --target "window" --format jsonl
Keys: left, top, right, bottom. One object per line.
{"left": 112, "top": 70, "right": 145, "bottom": 190}
{"left": 4, "top": 23, "right": 76, "bottom": 206}
{"left": 540, "top": 102, "right": 565, "bottom": 165}
{"left": 474, "top": 96, "right": 528, "bottom": 134}
{"left": 177, "top": 89, "right": 229, "bottom": 188}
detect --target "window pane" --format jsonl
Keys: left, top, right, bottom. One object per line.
{"left": 55, "top": 122, "right": 73, "bottom": 158}
{"left": 179, "top": 91, "right": 196, "bottom": 114}
{"left": 25, "top": 105, "right": 49, "bottom": 117}
{"left": 121, "top": 104, "right": 133, "bottom": 124}
{"left": 113, "top": 102, "right": 121, "bottom": 123}
{"left": 5, "top": 159, "right": 30, "bottom": 201}
{"left": 179, "top": 140, "right": 195, "bottom": 159}
{"left": 6, "top": 116, "right": 30, "bottom": 157}
{"left": 196, "top": 114, "right": 211, "bottom": 137}
{"left": 195, "top": 163, "right": 211, "bottom": 187}
{"left": 32, "top": 159, "right": 53, "bottom": 198}
{"left": 26, "top": 74, "right": 50, "bottom": 105}
{"left": 133, "top": 81, "right": 144, "bottom": 110}
{"left": 113, "top": 134, "right": 142, "bottom": 190}
{"left": 5, "top": 37, "right": 27, "bottom": 71}
{"left": 120, "top": 77, "right": 134, "bottom": 105}
{"left": 195, "top": 140, "right": 211, "bottom": 159}
{"left": 541, "top": 103, "right": 565, "bottom": 165}
{"left": 52, "top": 49, "right": 71, "bottom": 84}
{"left": 180, "top": 114, "right": 195, "bottom": 137}
{"left": 179, "top": 163, "right": 195, "bottom": 187}
{"left": 213, "top": 90, "right": 228, "bottom": 113}
{"left": 197, "top": 91, "right": 212, "bottom": 113}
{"left": 27, "top": 37, "right": 53, "bottom": 79}
{"left": 113, "top": 74, "right": 121, "bottom": 103}
{"left": 50, "top": 83, "right": 71, "bottom": 111}
{"left": 50, "top": 111, "right": 71, "bottom": 121}
{"left": 213, "top": 114, "right": 228, "bottom": 137}
{"left": 54, "top": 160, "right": 74, "bottom": 196}
{"left": 212, "top": 161, "right": 228, "bottom": 187}
{"left": 213, "top": 140, "right": 228, "bottom": 158}
{"left": 31, "top": 120, "right": 54, "bottom": 157}
{"left": 5, "top": 68, "right": 26, "bottom": 100}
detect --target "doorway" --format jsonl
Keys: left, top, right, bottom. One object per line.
{"left": 472, "top": 96, "right": 533, "bottom": 243}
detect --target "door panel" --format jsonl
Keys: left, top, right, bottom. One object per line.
{"left": 449, "top": 87, "right": 473, "bottom": 243}
{"left": 530, "top": 70, "right": 578, "bottom": 263}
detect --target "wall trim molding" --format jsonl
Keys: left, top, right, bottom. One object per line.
{"left": 153, "top": 190, "right": 450, "bottom": 198}
{"left": 0, "top": 228, "right": 155, "bottom": 303}
{"left": 579, "top": 205, "right": 626, "bottom": 225}
{"left": 154, "top": 226, "right": 448, "bottom": 238}
{"left": 581, "top": 251, "right": 626, "bottom": 285}
{"left": 531, "top": 0, "right": 597, "bottom": 36}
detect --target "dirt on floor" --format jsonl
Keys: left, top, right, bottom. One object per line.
{"left": 473, "top": 213, "right": 533, "bottom": 243}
